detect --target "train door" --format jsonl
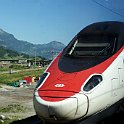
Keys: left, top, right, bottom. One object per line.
{"left": 111, "top": 78, "right": 119, "bottom": 97}
{"left": 111, "top": 58, "right": 124, "bottom": 97}
{"left": 118, "top": 58, "right": 124, "bottom": 87}
{"left": 111, "top": 59, "right": 122, "bottom": 97}
{"left": 118, "top": 68, "right": 124, "bottom": 87}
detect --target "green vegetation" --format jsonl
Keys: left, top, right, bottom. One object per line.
{"left": 9, "top": 64, "right": 27, "bottom": 70}
{"left": 0, "top": 46, "right": 46, "bottom": 60}
{"left": 0, "top": 104, "right": 29, "bottom": 124}
{"left": 0, "top": 68, "right": 45, "bottom": 84}
{"left": 0, "top": 65, "right": 26, "bottom": 72}
{"left": 0, "top": 46, "right": 19, "bottom": 59}
{"left": 0, "top": 116, "right": 20, "bottom": 124}
{"left": 0, "top": 66, "right": 9, "bottom": 72}
{"left": 0, "top": 104, "right": 26, "bottom": 113}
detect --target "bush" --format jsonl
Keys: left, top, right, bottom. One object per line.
{"left": 0, "top": 68, "right": 45, "bottom": 84}
{"left": 9, "top": 65, "right": 27, "bottom": 70}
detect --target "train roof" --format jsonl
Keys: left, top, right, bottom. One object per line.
{"left": 77, "top": 21, "right": 124, "bottom": 51}
{"left": 79, "top": 21, "right": 124, "bottom": 35}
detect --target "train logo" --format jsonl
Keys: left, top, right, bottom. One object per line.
{"left": 55, "top": 84, "right": 65, "bottom": 88}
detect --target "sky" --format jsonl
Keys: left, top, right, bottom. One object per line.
{"left": 0, "top": 0, "right": 124, "bottom": 45}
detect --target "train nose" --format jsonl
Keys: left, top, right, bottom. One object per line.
{"left": 33, "top": 91, "right": 88, "bottom": 122}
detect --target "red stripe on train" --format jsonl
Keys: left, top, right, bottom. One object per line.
{"left": 38, "top": 46, "right": 124, "bottom": 102}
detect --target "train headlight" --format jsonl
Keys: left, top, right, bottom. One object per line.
{"left": 35, "top": 72, "right": 49, "bottom": 89}
{"left": 83, "top": 75, "right": 103, "bottom": 92}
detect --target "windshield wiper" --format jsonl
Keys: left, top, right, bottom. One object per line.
{"left": 64, "top": 52, "right": 78, "bottom": 57}
{"left": 96, "top": 44, "right": 111, "bottom": 56}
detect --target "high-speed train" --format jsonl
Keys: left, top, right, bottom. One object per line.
{"left": 33, "top": 21, "right": 124, "bottom": 124}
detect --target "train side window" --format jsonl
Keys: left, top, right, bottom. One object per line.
{"left": 83, "top": 75, "right": 103, "bottom": 92}
{"left": 35, "top": 72, "right": 49, "bottom": 88}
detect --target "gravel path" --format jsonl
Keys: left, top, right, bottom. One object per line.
{"left": 0, "top": 84, "right": 37, "bottom": 123}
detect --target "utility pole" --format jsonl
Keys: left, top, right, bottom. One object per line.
{"left": 35, "top": 49, "right": 36, "bottom": 67}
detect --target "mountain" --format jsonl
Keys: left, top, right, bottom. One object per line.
{"left": 35, "top": 41, "right": 65, "bottom": 59}
{"left": 0, "top": 29, "right": 65, "bottom": 59}
{"left": 0, "top": 46, "right": 30, "bottom": 59}
{"left": 0, "top": 46, "right": 19, "bottom": 59}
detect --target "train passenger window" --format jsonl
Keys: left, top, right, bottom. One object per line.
{"left": 83, "top": 75, "right": 103, "bottom": 92}
{"left": 35, "top": 72, "right": 49, "bottom": 88}
{"left": 67, "top": 34, "right": 117, "bottom": 57}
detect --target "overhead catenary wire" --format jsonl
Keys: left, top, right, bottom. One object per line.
{"left": 91, "top": 0, "right": 124, "bottom": 18}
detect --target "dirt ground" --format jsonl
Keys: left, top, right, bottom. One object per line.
{"left": 0, "top": 84, "right": 42, "bottom": 124}
{"left": 0, "top": 84, "right": 124, "bottom": 124}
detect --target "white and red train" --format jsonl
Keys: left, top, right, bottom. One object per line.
{"left": 33, "top": 21, "right": 124, "bottom": 124}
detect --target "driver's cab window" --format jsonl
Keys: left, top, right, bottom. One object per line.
{"left": 68, "top": 34, "right": 117, "bottom": 57}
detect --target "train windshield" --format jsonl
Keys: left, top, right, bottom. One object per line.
{"left": 67, "top": 34, "right": 116, "bottom": 57}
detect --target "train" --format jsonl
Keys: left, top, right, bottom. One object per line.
{"left": 33, "top": 21, "right": 124, "bottom": 124}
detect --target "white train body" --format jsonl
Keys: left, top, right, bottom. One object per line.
{"left": 33, "top": 21, "right": 124, "bottom": 124}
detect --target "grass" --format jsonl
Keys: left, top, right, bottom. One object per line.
{"left": 0, "top": 117, "right": 19, "bottom": 124}
{"left": 0, "top": 65, "right": 34, "bottom": 72}
{"left": 0, "top": 104, "right": 28, "bottom": 124}
{"left": 0, "top": 67, "right": 9, "bottom": 72}
{"left": 0, "top": 68, "right": 45, "bottom": 84}
{"left": 0, "top": 104, "right": 26, "bottom": 113}
{"left": 0, "top": 103, "right": 41, "bottom": 124}
{"left": 9, "top": 64, "right": 28, "bottom": 70}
